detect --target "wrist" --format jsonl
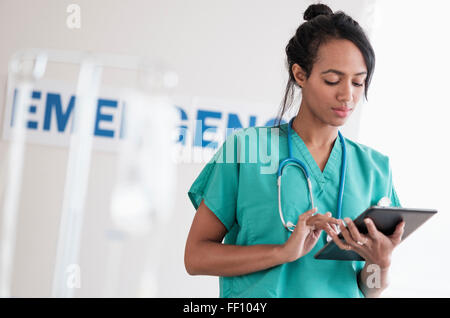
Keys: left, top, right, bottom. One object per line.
{"left": 366, "top": 259, "right": 391, "bottom": 271}
{"left": 277, "top": 244, "right": 290, "bottom": 263}
{"left": 278, "top": 243, "right": 302, "bottom": 264}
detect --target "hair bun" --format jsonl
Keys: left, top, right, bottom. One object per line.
{"left": 303, "top": 3, "right": 333, "bottom": 21}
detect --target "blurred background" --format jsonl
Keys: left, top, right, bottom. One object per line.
{"left": 0, "top": 0, "right": 448, "bottom": 297}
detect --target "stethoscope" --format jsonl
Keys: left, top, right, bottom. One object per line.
{"left": 276, "top": 117, "right": 347, "bottom": 242}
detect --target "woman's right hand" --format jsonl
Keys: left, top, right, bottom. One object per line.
{"left": 281, "top": 208, "right": 340, "bottom": 263}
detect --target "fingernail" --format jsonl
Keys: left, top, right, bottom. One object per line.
{"left": 364, "top": 218, "right": 370, "bottom": 224}
{"left": 344, "top": 217, "right": 351, "bottom": 224}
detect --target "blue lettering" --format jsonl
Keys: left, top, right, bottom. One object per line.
{"left": 94, "top": 98, "right": 117, "bottom": 138}
{"left": 43, "top": 93, "right": 75, "bottom": 132}
{"left": 194, "top": 110, "right": 221, "bottom": 148}
{"left": 27, "top": 121, "right": 38, "bottom": 129}
{"left": 176, "top": 106, "right": 188, "bottom": 145}
{"left": 27, "top": 105, "right": 38, "bottom": 129}
{"left": 31, "top": 91, "right": 41, "bottom": 99}
{"left": 10, "top": 89, "right": 41, "bottom": 127}
{"left": 226, "top": 113, "right": 257, "bottom": 137}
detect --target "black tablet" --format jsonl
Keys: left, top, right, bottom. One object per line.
{"left": 314, "top": 206, "right": 437, "bottom": 261}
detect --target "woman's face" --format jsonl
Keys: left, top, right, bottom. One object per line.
{"left": 293, "top": 38, "right": 367, "bottom": 127}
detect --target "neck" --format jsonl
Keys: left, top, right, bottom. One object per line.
{"left": 292, "top": 102, "right": 338, "bottom": 149}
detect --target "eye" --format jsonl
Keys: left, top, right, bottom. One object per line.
{"left": 324, "top": 80, "right": 364, "bottom": 87}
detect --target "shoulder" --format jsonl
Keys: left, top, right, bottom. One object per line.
{"left": 219, "top": 125, "right": 284, "bottom": 167}
{"left": 344, "top": 137, "right": 388, "bottom": 160}
{"left": 343, "top": 137, "right": 391, "bottom": 173}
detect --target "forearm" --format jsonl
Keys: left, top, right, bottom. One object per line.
{"left": 358, "top": 262, "right": 390, "bottom": 298}
{"left": 185, "top": 241, "right": 286, "bottom": 277}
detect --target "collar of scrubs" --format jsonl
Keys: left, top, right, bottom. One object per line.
{"left": 280, "top": 123, "right": 343, "bottom": 192}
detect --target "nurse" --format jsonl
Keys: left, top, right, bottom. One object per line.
{"left": 185, "top": 3, "right": 405, "bottom": 298}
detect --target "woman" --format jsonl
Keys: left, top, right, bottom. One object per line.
{"left": 184, "top": 3, "right": 405, "bottom": 298}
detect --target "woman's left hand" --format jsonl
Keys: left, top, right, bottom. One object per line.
{"left": 329, "top": 217, "right": 405, "bottom": 269}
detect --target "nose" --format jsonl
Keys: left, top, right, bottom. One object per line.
{"left": 337, "top": 81, "right": 353, "bottom": 104}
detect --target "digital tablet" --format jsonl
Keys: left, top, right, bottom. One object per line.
{"left": 314, "top": 206, "right": 437, "bottom": 261}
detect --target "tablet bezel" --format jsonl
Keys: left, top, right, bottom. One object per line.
{"left": 314, "top": 206, "right": 437, "bottom": 261}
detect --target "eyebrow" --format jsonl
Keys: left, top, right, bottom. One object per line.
{"left": 321, "top": 69, "right": 367, "bottom": 76}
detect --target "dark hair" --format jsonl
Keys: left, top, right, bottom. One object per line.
{"left": 274, "top": 3, "right": 375, "bottom": 126}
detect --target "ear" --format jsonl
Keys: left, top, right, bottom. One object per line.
{"left": 292, "top": 63, "right": 307, "bottom": 88}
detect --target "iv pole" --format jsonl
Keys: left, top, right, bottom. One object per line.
{"left": 0, "top": 51, "right": 47, "bottom": 297}
{"left": 0, "top": 49, "right": 177, "bottom": 297}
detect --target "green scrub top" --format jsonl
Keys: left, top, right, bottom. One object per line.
{"left": 188, "top": 122, "right": 401, "bottom": 298}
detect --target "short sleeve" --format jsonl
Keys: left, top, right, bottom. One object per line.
{"left": 387, "top": 159, "right": 402, "bottom": 208}
{"left": 187, "top": 133, "right": 239, "bottom": 231}
{"left": 390, "top": 186, "right": 401, "bottom": 207}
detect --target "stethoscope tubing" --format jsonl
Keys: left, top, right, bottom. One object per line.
{"left": 277, "top": 117, "right": 347, "bottom": 232}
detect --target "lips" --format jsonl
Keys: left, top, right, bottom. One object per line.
{"left": 332, "top": 106, "right": 352, "bottom": 112}
{"left": 332, "top": 107, "right": 353, "bottom": 118}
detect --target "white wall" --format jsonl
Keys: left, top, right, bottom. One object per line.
{"left": 359, "top": 0, "right": 450, "bottom": 297}
{"left": 0, "top": 0, "right": 377, "bottom": 297}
